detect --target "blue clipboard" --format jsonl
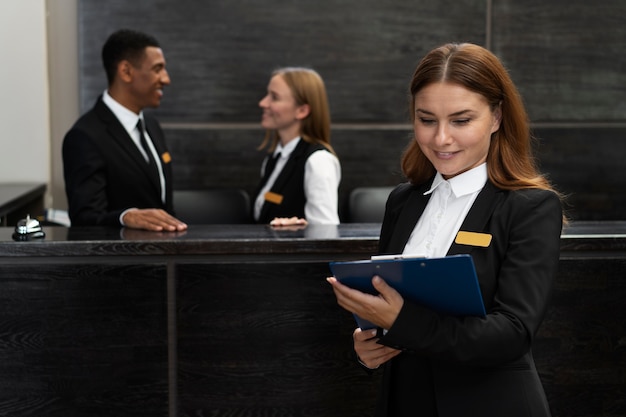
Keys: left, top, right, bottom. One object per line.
{"left": 329, "top": 254, "right": 486, "bottom": 329}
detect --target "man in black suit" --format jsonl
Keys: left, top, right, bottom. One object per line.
{"left": 62, "top": 29, "right": 187, "bottom": 232}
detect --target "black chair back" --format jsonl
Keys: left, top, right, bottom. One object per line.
{"left": 348, "top": 186, "right": 394, "bottom": 223}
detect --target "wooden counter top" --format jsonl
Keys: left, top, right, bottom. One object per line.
{"left": 1, "top": 221, "right": 624, "bottom": 259}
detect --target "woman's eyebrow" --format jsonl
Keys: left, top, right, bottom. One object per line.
{"left": 415, "top": 108, "right": 473, "bottom": 117}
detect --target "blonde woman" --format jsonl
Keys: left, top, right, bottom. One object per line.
{"left": 254, "top": 67, "right": 341, "bottom": 226}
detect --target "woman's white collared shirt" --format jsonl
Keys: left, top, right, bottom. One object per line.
{"left": 403, "top": 163, "right": 487, "bottom": 258}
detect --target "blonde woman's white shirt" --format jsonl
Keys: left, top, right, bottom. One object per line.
{"left": 254, "top": 137, "right": 341, "bottom": 224}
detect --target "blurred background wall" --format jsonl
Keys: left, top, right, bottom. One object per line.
{"left": 0, "top": 2, "right": 51, "bottom": 186}
{"left": 6, "top": 0, "right": 626, "bottom": 221}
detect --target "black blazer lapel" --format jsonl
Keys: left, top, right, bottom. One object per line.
{"left": 144, "top": 117, "right": 168, "bottom": 167}
{"left": 144, "top": 118, "right": 169, "bottom": 192}
{"left": 258, "top": 140, "right": 312, "bottom": 221}
{"left": 384, "top": 182, "right": 433, "bottom": 254}
{"left": 94, "top": 98, "right": 140, "bottom": 162}
{"left": 268, "top": 140, "right": 309, "bottom": 192}
{"left": 94, "top": 98, "right": 161, "bottom": 195}
{"left": 447, "top": 181, "right": 502, "bottom": 256}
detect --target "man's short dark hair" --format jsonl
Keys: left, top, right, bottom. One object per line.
{"left": 102, "top": 29, "right": 161, "bottom": 85}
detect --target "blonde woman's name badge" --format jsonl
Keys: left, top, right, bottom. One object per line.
{"left": 264, "top": 191, "right": 283, "bottom": 205}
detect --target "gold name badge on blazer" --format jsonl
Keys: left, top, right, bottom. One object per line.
{"left": 455, "top": 231, "right": 492, "bottom": 247}
{"left": 161, "top": 152, "right": 172, "bottom": 164}
{"left": 264, "top": 191, "right": 283, "bottom": 205}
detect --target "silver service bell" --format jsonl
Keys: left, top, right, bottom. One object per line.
{"left": 13, "top": 214, "right": 46, "bottom": 241}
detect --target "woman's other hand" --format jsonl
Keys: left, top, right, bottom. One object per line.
{"left": 353, "top": 328, "right": 401, "bottom": 369}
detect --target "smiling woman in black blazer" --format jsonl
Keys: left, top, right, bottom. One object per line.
{"left": 328, "top": 43, "right": 566, "bottom": 417}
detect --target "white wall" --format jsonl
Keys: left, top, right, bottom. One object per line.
{"left": 0, "top": 1, "right": 50, "bottom": 188}
{"left": 46, "top": 0, "right": 78, "bottom": 210}
{"left": 0, "top": 1, "right": 78, "bottom": 210}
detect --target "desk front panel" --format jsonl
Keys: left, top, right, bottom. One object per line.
{"left": 176, "top": 261, "right": 379, "bottom": 417}
{"left": 0, "top": 262, "right": 169, "bottom": 417}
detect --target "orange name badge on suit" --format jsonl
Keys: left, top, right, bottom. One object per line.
{"left": 161, "top": 152, "right": 172, "bottom": 164}
{"left": 264, "top": 191, "right": 283, "bottom": 205}
{"left": 455, "top": 231, "right": 492, "bottom": 247}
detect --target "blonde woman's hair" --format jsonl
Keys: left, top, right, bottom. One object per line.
{"left": 258, "top": 67, "right": 335, "bottom": 155}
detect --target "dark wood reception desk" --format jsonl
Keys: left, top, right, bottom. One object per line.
{"left": 0, "top": 222, "right": 624, "bottom": 417}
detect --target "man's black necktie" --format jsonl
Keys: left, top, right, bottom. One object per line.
{"left": 260, "top": 152, "right": 281, "bottom": 188}
{"left": 137, "top": 119, "right": 159, "bottom": 177}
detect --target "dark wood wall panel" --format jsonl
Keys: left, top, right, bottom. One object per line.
{"left": 76, "top": 0, "right": 626, "bottom": 222}
{"left": 78, "top": 0, "right": 486, "bottom": 122}
{"left": 0, "top": 263, "right": 169, "bottom": 417}
{"left": 166, "top": 127, "right": 410, "bottom": 220}
{"left": 492, "top": 0, "right": 626, "bottom": 122}
{"left": 165, "top": 128, "right": 261, "bottom": 191}
{"left": 534, "top": 127, "right": 626, "bottom": 220}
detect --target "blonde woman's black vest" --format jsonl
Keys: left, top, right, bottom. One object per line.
{"left": 256, "top": 140, "right": 329, "bottom": 223}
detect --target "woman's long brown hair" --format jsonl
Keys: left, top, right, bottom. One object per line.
{"left": 402, "top": 43, "right": 556, "bottom": 193}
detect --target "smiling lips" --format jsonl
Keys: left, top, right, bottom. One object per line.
{"left": 435, "top": 151, "right": 459, "bottom": 159}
